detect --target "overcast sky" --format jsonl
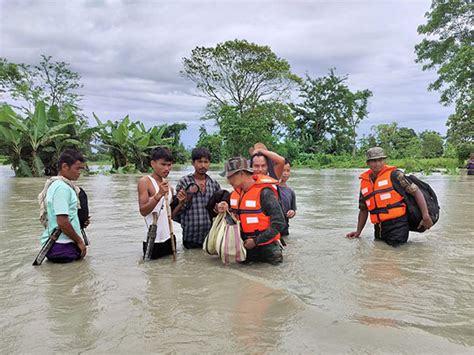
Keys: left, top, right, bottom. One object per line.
{"left": 0, "top": 0, "right": 452, "bottom": 147}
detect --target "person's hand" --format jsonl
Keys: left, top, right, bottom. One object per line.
{"left": 254, "top": 142, "right": 267, "bottom": 151}
{"left": 418, "top": 214, "right": 433, "bottom": 230}
{"left": 155, "top": 180, "right": 169, "bottom": 200}
{"left": 244, "top": 238, "right": 256, "bottom": 249}
{"left": 287, "top": 210, "right": 296, "bottom": 218}
{"left": 78, "top": 240, "right": 87, "bottom": 258}
{"left": 346, "top": 231, "right": 361, "bottom": 239}
{"left": 216, "top": 201, "right": 229, "bottom": 213}
{"left": 176, "top": 190, "right": 186, "bottom": 205}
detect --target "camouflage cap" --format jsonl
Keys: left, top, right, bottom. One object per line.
{"left": 366, "top": 147, "right": 387, "bottom": 161}
{"left": 223, "top": 156, "right": 253, "bottom": 177}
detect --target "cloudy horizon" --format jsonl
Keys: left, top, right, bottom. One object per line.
{"left": 0, "top": 0, "right": 453, "bottom": 147}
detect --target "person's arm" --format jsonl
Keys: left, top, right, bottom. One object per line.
{"left": 287, "top": 189, "right": 297, "bottom": 218}
{"left": 246, "top": 188, "right": 285, "bottom": 248}
{"left": 346, "top": 208, "right": 369, "bottom": 239}
{"left": 172, "top": 189, "right": 187, "bottom": 219}
{"left": 137, "top": 177, "right": 168, "bottom": 217}
{"left": 395, "top": 171, "right": 433, "bottom": 230}
{"left": 52, "top": 186, "right": 86, "bottom": 257}
{"left": 253, "top": 148, "right": 285, "bottom": 179}
{"left": 410, "top": 189, "right": 433, "bottom": 230}
{"left": 56, "top": 215, "right": 86, "bottom": 257}
{"left": 346, "top": 193, "right": 369, "bottom": 239}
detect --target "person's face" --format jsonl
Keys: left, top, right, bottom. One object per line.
{"left": 227, "top": 171, "right": 244, "bottom": 189}
{"left": 151, "top": 159, "right": 172, "bottom": 178}
{"left": 367, "top": 158, "right": 385, "bottom": 175}
{"left": 61, "top": 160, "right": 85, "bottom": 181}
{"left": 281, "top": 163, "right": 291, "bottom": 182}
{"left": 252, "top": 156, "right": 268, "bottom": 175}
{"left": 192, "top": 157, "right": 210, "bottom": 175}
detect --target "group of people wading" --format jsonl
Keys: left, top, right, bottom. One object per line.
{"left": 35, "top": 144, "right": 434, "bottom": 266}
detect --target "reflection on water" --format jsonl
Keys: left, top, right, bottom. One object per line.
{"left": 0, "top": 166, "right": 472, "bottom": 352}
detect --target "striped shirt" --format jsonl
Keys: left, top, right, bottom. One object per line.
{"left": 174, "top": 173, "right": 221, "bottom": 244}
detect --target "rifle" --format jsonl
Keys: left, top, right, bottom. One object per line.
{"left": 81, "top": 229, "right": 89, "bottom": 246}
{"left": 144, "top": 212, "right": 158, "bottom": 261}
{"left": 32, "top": 228, "right": 62, "bottom": 266}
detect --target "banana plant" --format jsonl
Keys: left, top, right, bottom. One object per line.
{"left": 0, "top": 102, "right": 75, "bottom": 176}
{"left": 94, "top": 114, "right": 174, "bottom": 172}
{"left": 24, "top": 102, "right": 75, "bottom": 176}
{"left": 94, "top": 114, "right": 132, "bottom": 170}
{"left": 0, "top": 105, "right": 29, "bottom": 175}
{"left": 43, "top": 105, "right": 94, "bottom": 175}
{"left": 129, "top": 122, "right": 171, "bottom": 172}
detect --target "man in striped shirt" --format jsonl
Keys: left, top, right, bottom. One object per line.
{"left": 173, "top": 148, "right": 221, "bottom": 249}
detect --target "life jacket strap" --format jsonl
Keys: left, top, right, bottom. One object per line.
{"left": 369, "top": 201, "right": 405, "bottom": 215}
{"left": 361, "top": 187, "right": 394, "bottom": 201}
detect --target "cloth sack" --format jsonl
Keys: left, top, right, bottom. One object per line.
{"left": 216, "top": 213, "right": 246, "bottom": 264}
{"left": 203, "top": 212, "right": 227, "bottom": 255}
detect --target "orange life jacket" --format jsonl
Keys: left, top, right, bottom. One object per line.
{"left": 230, "top": 175, "right": 280, "bottom": 246}
{"left": 359, "top": 165, "right": 406, "bottom": 224}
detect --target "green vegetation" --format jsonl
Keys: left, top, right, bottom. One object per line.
{"left": 0, "top": 1, "right": 471, "bottom": 176}
{"left": 415, "top": 0, "right": 473, "bottom": 160}
{"left": 292, "top": 153, "right": 460, "bottom": 173}
{"left": 0, "top": 101, "right": 92, "bottom": 176}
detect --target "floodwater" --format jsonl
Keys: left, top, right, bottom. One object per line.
{"left": 0, "top": 165, "right": 473, "bottom": 353}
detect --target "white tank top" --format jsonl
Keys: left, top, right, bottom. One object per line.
{"left": 144, "top": 175, "right": 171, "bottom": 243}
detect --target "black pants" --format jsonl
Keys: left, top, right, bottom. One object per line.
{"left": 245, "top": 241, "right": 283, "bottom": 265}
{"left": 374, "top": 215, "right": 409, "bottom": 247}
{"left": 142, "top": 237, "right": 175, "bottom": 260}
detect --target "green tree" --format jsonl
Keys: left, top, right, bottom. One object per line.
{"left": 370, "top": 123, "right": 400, "bottom": 157}
{"left": 196, "top": 125, "right": 223, "bottom": 163}
{"left": 0, "top": 55, "right": 83, "bottom": 114}
{"left": 162, "top": 122, "right": 189, "bottom": 164}
{"left": 94, "top": 115, "right": 175, "bottom": 172}
{"left": 415, "top": 0, "right": 473, "bottom": 158}
{"left": 94, "top": 115, "right": 132, "bottom": 170}
{"left": 446, "top": 105, "right": 473, "bottom": 160}
{"left": 420, "top": 130, "right": 445, "bottom": 158}
{"left": 369, "top": 123, "right": 426, "bottom": 159}
{"left": 291, "top": 69, "right": 372, "bottom": 155}
{"left": 182, "top": 39, "right": 300, "bottom": 114}
{"left": 0, "top": 102, "right": 76, "bottom": 176}
{"left": 0, "top": 58, "right": 22, "bottom": 98}
{"left": 207, "top": 102, "right": 293, "bottom": 157}
{"left": 345, "top": 89, "right": 373, "bottom": 157}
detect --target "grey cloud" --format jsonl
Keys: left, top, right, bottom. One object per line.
{"left": 0, "top": 0, "right": 452, "bottom": 146}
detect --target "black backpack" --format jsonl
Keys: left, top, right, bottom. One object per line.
{"left": 402, "top": 175, "right": 440, "bottom": 233}
{"left": 77, "top": 188, "right": 89, "bottom": 229}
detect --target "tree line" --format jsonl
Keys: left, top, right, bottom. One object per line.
{"left": 0, "top": 0, "right": 471, "bottom": 176}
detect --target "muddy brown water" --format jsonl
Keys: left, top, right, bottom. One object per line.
{"left": 0, "top": 166, "right": 472, "bottom": 353}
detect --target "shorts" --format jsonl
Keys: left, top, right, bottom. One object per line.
{"left": 143, "top": 237, "right": 175, "bottom": 260}
{"left": 46, "top": 243, "right": 81, "bottom": 263}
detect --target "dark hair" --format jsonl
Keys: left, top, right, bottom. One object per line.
{"left": 150, "top": 147, "right": 173, "bottom": 162}
{"left": 284, "top": 158, "right": 291, "bottom": 166}
{"left": 250, "top": 152, "right": 268, "bottom": 167}
{"left": 57, "top": 149, "right": 85, "bottom": 170}
{"left": 192, "top": 147, "right": 211, "bottom": 162}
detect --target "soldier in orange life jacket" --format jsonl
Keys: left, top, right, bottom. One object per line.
{"left": 346, "top": 147, "right": 433, "bottom": 247}
{"left": 217, "top": 157, "right": 285, "bottom": 264}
